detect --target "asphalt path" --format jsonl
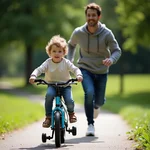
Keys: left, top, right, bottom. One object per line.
{"left": 0, "top": 84, "right": 135, "bottom": 150}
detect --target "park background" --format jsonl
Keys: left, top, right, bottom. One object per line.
{"left": 0, "top": 0, "right": 150, "bottom": 84}
{"left": 0, "top": 0, "right": 150, "bottom": 150}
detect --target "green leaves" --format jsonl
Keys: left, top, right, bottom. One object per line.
{"left": 116, "top": 0, "right": 150, "bottom": 52}
{"left": 121, "top": 106, "right": 150, "bottom": 150}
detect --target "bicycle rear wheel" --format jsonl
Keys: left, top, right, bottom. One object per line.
{"left": 55, "top": 111, "right": 61, "bottom": 147}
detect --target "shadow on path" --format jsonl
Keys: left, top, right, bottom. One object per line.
{"left": 17, "top": 136, "right": 103, "bottom": 150}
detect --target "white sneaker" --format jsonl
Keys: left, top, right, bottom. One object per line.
{"left": 86, "top": 124, "right": 95, "bottom": 136}
{"left": 94, "top": 108, "right": 100, "bottom": 119}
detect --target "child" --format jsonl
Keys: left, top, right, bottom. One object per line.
{"left": 29, "top": 35, "right": 83, "bottom": 128}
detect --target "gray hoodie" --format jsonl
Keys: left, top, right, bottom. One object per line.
{"left": 67, "top": 22, "right": 121, "bottom": 74}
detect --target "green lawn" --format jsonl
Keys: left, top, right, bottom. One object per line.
{"left": 0, "top": 74, "right": 150, "bottom": 149}
{"left": 104, "top": 74, "right": 150, "bottom": 112}
{"left": 105, "top": 74, "right": 150, "bottom": 150}
{"left": 0, "top": 92, "right": 44, "bottom": 135}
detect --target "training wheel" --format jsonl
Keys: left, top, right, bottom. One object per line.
{"left": 42, "top": 133, "right": 47, "bottom": 143}
{"left": 72, "top": 126, "right": 77, "bottom": 136}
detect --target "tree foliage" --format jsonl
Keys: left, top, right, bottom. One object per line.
{"left": 96, "top": 0, "right": 119, "bottom": 32}
{"left": 0, "top": 0, "right": 86, "bottom": 48}
{"left": 0, "top": 0, "right": 86, "bottom": 85}
{"left": 116, "top": 0, "right": 150, "bottom": 52}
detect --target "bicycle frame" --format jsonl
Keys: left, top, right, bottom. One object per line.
{"left": 34, "top": 78, "right": 77, "bottom": 147}
{"left": 51, "top": 95, "right": 65, "bottom": 129}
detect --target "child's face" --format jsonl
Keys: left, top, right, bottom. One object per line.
{"left": 50, "top": 45, "right": 65, "bottom": 63}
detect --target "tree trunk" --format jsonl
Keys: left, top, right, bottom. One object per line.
{"left": 119, "top": 60, "right": 124, "bottom": 94}
{"left": 118, "top": 30, "right": 125, "bottom": 94}
{"left": 25, "top": 44, "right": 33, "bottom": 86}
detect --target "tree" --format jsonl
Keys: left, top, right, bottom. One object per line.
{"left": 116, "top": 0, "right": 150, "bottom": 52}
{"left": 0, "top": 0, "right": 86, "bottom": 85}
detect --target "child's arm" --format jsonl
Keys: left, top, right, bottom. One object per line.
{"left": 29, "top": 59, "right": 49, "bottom": 84}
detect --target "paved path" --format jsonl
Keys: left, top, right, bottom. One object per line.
{"left": 0, "top": 83, "right": 135, "bottom": 150}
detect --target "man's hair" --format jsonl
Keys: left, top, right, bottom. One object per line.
{"left": 45, "top": 35, "right": 68, "bottom": 57}
{"left": 85, "top": 3, "right": 102, "bottom": 16}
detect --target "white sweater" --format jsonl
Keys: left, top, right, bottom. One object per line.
{"left": 31, "top": 58, "right": 82, "bottom": 82}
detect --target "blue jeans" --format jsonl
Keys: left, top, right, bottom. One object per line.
{"left": 45, "top": 85, "right": 74, "bottom": 117}
{"left": 80, "top": 68, "right": 108, "bottom": 125}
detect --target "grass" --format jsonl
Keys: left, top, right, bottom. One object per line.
{"left": 0, "top": 77, "right": 25, "bottom": 87}
{"left": 104, "top": 74, "right": 150, "bottom": 150}
{"left": 0, "top": 92, "right": 44, "bottom": 135}
{"left": 0, "top": 74, "right": 150, "bottom": 149}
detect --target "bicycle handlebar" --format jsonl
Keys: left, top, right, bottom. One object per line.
{"left": 34, "top": 78, "right": 78, "bottom": 87}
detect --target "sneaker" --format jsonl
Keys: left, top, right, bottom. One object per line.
{"left": 42, "top": 117, "right": 51, "bottom": 128}
{"left": 86, "top": 124, "right": 95, "bottom": 136}
{"left": 94, "top": 108, "right": 100, "bottom": 119}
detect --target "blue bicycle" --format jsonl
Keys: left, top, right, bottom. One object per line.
{"left": 35, "top": 78, "right": 77, "bottom": 147}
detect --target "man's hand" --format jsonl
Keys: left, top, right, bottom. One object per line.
{"left": 102, "top": 58, "right": 113, "bottom": 67}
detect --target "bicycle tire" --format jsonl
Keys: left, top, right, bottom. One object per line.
{"left": 42, "top": 133, "right": 47, "bottom": 143}
{"left": 61, "top": 129, "right": 65, "bottom": 143}
{"left": 55, "top": 111, "right": 61, "bottom": 147}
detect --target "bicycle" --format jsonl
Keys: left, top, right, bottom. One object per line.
{"left": 34, "top": 78, "right": 77, "bottom": 147}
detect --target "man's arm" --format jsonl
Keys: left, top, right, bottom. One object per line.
{"left": 67, "top": 43, "right": 76, "bottom": 63}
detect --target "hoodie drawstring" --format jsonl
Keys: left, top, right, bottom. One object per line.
{"left": 88, "top": 34, "right": 90, "bottom": 53}
{"left": 97, "top": 35, "right": 99, "bottom": 52}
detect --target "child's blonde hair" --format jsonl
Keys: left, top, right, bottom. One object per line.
{"left": 45, "top": 35, "right": 68, "bottom": 57}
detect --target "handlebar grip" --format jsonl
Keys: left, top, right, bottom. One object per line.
{"left": 34, "top": 79, "right": 38, "bottom": 82}
{"left": 34, "top": 79, "right": 42, "bottom": 82}
{"left": 72, "top": 78, "right": 78, "bottom": 82}
{"left": 34, "top": 79, "right": 48, "bottom": 85}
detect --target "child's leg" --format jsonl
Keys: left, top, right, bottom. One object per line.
{"left": 62, "top": 86, "right": 77, "bottom": 123}
{"left": 43, "top": 86, "right": 56, "bottom": 128}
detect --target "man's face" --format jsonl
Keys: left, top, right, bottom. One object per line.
{"left": 86, "top": 9, "right": 100, "bottom": 27}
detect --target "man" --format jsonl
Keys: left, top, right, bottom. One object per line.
{"left": 67, "top": 3, "right": 121, "bottom": 136}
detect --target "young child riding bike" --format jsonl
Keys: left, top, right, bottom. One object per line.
{"left": 29, "top": 35, "right": 83, "bottom": 128}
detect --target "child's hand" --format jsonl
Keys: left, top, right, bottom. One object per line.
{"left": 29, "top": 76, "right": 36, "bottom": 84}
{"left": 77, "top": 75, "right": 83, "bottom": 82}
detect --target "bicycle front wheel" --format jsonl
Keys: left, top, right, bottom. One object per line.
{"left": 55, "top": 111, "right": 61, "bottom": 147}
